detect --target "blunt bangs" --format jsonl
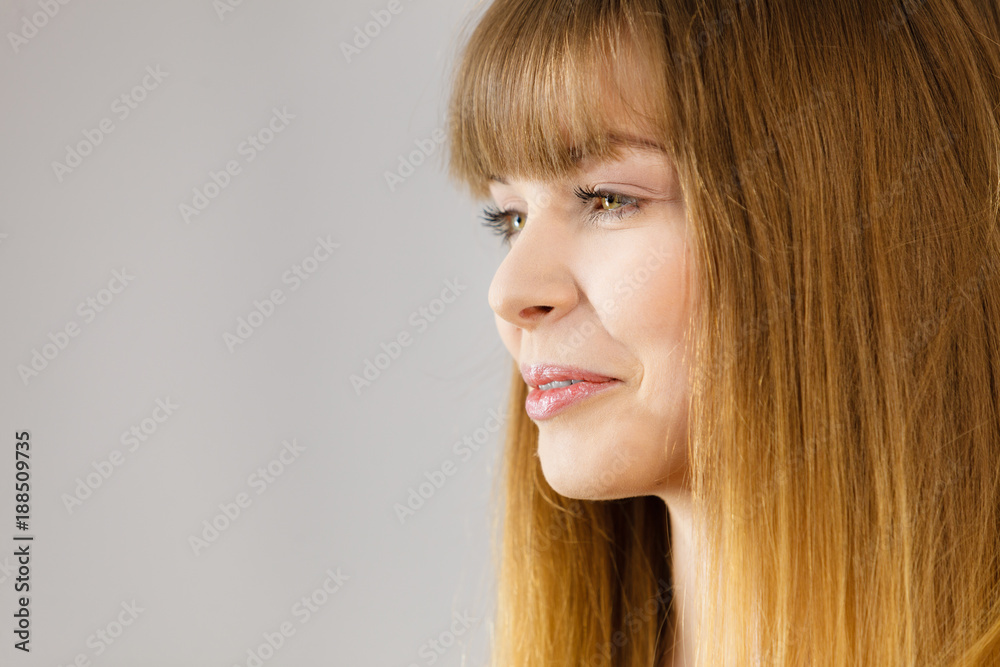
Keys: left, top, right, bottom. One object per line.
{"left": 446, "top": 0, "right": 675, "bottom": 199}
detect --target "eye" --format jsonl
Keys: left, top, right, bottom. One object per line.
{"left": 601, "top": 192, "right": 627, "bottom": 210}
{"left": 572, "top": 186, "right": 642, "bottom": 221}
{"left": 480, "top": 206, "right": 525, "bottom": 244}
{"left": 479, "top": 186, "right": 641, "bottom": 244}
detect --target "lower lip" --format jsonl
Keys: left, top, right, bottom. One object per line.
{"left": 525, "top": 380, "right": 622, "bottom": 421}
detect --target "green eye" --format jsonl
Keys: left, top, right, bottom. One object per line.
{"left": 573, "top": 185, "right": 641, "bottom": 222}
{"left": 601, "top": 193, "right": 627, "bottom": 211}
{"left": 480, "top": 206, "right": 526, "bottom": 244}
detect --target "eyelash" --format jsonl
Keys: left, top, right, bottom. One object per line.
{"left": 479, "top": 186, "right": 642, "bottom": 244}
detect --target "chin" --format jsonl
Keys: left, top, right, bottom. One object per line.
{"left": 535, "top": 425, "right": 672, "bottom": 501}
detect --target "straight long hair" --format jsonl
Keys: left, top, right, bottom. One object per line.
{"left": 445, "top": 0, "right": 1000, "bottom": 664}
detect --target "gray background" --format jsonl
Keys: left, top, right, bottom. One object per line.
{"left": 0, "top": 0, "right": 509, "bottom": 665}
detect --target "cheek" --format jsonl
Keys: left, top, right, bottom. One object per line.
{"left": 595, "top": 238, "right": 693, "bottom": 346}
{"left": 634, "top": 260, "right": 691, "bottom": 343}
{"left": 597, "top": 238, "right": 694, "bottom": 431}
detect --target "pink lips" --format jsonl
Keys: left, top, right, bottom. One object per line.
{"left": 520, "top": 363, "right": 622, "bottom": 420}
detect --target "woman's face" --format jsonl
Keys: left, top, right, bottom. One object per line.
{"left": 487, "top": 127, "right": 697, "bottom": 500}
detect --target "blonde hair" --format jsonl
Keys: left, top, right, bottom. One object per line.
{"left": 445, "top": 0, "right": 1000, "bottom": 665}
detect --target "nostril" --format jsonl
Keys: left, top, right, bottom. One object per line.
{"left": 520, "top": 305, "right": 554, "bottom": 319}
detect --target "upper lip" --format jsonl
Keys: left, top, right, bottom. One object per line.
{"left": 520, "top": 362, "right": 619, "bottom": 389}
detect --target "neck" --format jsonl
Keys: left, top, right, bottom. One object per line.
{"left": 659, "top": 490, "right": 698, "bottom": 667}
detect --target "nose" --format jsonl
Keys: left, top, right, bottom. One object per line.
{"left": 487, "top": 204, "right": 578, "bottom": 330}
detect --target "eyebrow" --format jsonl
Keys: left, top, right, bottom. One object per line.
{"left": 488, "top": 132, "right": 667, "bottom": 185}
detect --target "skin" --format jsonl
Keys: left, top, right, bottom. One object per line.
{"left": 486, "top": 125, "right": 701, "bottom": 667}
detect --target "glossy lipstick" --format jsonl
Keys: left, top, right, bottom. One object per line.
{"left": 521, "top": 363, "right": 622, "bottom": 421}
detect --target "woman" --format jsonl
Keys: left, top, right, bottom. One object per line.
{"left": 445, "top": 0, "right": 1000, "bottom": 664}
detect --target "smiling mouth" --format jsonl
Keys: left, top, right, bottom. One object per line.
{"left": 524, "top": 378, "right": 623, "bottom": 420}
{"left": 537, "top": 379, "right": 587, "bottom": 391}
{"left": 519, "top": 362, "right": 623, "bottom": 419}
{"left": 520, "top": 362, "right": 619, "bottom": 388}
